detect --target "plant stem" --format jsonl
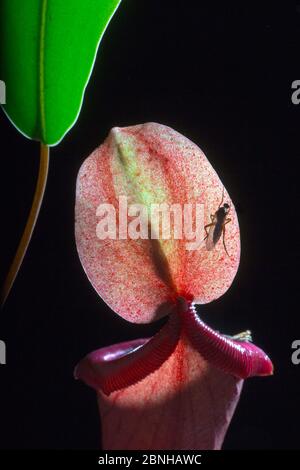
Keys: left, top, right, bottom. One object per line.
{"left": 1, "top": 142, "right": 49, "bottom": 307}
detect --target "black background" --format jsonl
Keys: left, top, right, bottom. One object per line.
{"left": 0, "top": 0, "right": 299, "bottom": 449}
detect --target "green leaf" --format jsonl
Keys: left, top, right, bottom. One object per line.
{"left": 0, "top": 0, "right": 122, "bottom": 146}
